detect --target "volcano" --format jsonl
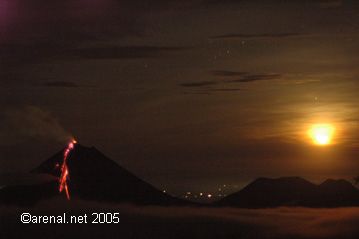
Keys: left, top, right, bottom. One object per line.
{"left": 0, "top": 143, "right": 186, "bottom": 206}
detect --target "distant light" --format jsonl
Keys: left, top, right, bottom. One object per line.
{"left": 199, "top": 193, "right": 203, "bottom": 196}
{"left": 186, "top": 192, "right": 191, "bottom": 195}
{"left": 163, "top": 190, "right": 166, "bottom": 193}
{"left": 207, "top": 194, "right": 212, "bottom": 198}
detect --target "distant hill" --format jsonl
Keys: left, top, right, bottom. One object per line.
{"left": 0, "top": 144, "right": 186, "bottom": 206}
{"left": 217, "top": 177, "right": 359, "bottom": 208}
{"left": 315, "top": 179, "right": 359, "bottom": 207}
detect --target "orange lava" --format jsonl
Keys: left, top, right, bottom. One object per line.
{"left": 59, "top": 139, "right": 76, "bottom": 200}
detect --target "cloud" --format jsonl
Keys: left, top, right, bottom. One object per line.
{"left": 229, "top": 73, "right": 282, "bottom": 83}
{"left": 203, "top": 0, "right": 245, "bottom": 6}
{"left": 179, "top": 81, "right": 217, "bottom": 87}
{"left": 0, "top": 0, "right": 193, "bottom": 83}
{"left": 205, "top": 0, "right": 345, "bottom": 9}
{"left": 208, "top": 88, "right": 242, "bottom": 92}
{"left": 211, "top": 70, "right": 248, "bottom": 77}
{"left": 1, "top": 200, "right": 359, "bottom": 239}
{"left": 210, "top": 32, "right": 308, "bottom": 40}
{"left": 213, "top": 71, "right": 283, "bottom": 83}
{"left": 0, "top": 106, "right": 73, "bottom": 145}
{"left": 319, "top": 0, "right": 343, "bottom": 9}
{"left": 0, "top": 0, "right": 143, "bottom": 67}
{"left": 41, "top": 81, "right": 80, "bottom": 88}
{"left": 179, "top": 72, "right": 282, "bottom": 93}
{"left": 70, "top": 45, "right": 190, "bottom": 59}
{"left": 182, "top": 87, "right": 243, "bottom": 95}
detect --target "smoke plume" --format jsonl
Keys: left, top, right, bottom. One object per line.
{"left": 1, "top": 106, "right": 72, "bottom": 145}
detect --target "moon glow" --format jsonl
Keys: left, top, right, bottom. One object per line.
{"left": 309, "top": 124, "right": 335, "bottom": 146}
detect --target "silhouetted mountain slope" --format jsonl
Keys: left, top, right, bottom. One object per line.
{"left": 217, "top": 177, "right": 317, "bottom": 208}
{"left": 1, "top": 144, "right": 187, "bottom": 206}
{"left": 217, "top": 177, "right": 359, "bottom": 208}
{"left": 315, "top": 179, "right": 359, "bottom": 207}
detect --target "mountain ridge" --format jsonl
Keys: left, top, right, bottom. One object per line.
{"left": 217, "top": 176, "right": 359, "bottom": 208}
{"left": 1, "top": 144, "right": 358, "bottom": 208}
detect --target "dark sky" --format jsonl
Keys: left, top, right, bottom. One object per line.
{"left": 1, "top": 0, "right": 358, "bottom": 195}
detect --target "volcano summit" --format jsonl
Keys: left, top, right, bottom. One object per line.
{"left": 1, "top": 143, "right": 185, "bottom": 206}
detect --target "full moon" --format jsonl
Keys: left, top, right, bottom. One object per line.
{"left": 308, "top": 124, "right": 335, "bottom": 146}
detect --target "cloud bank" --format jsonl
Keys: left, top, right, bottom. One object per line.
{"left": 1, "top": 200, "right": 359, "bottom": 239}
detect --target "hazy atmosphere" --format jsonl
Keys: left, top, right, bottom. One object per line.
{"left": 1, "top": 0, "right": 358, "bottom": 196}
{"left": 2, "top": 1, "right": 359, "bottom": 239}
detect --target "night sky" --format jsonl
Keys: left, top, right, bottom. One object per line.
{"left": 1, "top": 0, "right": 358, "bottom": 195}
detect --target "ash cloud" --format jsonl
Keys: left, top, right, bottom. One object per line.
{"left": 0, "top": 106, "right": 72, "bottom": 145}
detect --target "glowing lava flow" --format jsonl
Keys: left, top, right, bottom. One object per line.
{"left": 59, "top": 139, "right": 77, "bottom": 200}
